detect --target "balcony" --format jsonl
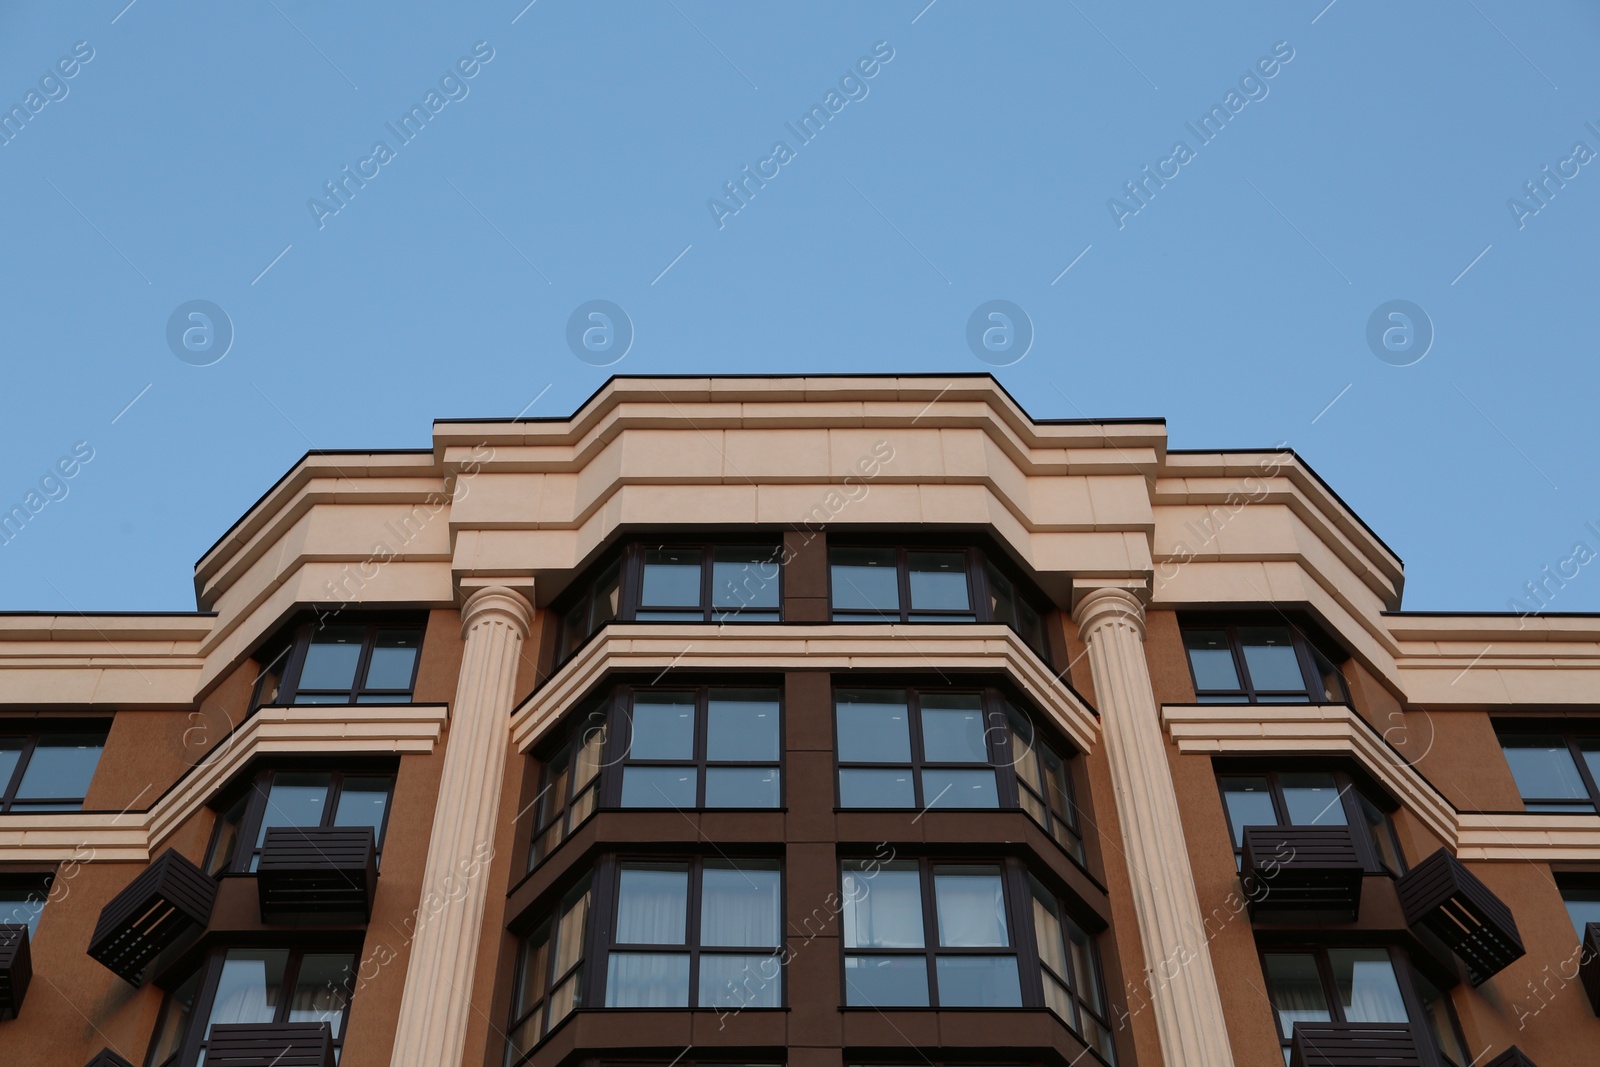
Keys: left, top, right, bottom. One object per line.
{"left": 206, "top": 1022, "right": 335, "bottom": 1067}
{"left": 1288, "top": 1023, "right": 1421, "bottom": 1067}
{"left": 1240, "top": 825, "right": 1364, "bottom": 923}
{"left": 1396, "top": 849, "right": 1524, "bottom": 985}
{"left": 0, "top": 924, "right": 31, "bottom": 1020}
{"left": 257, "top": 826, "right": 377, "bottom": 923}
{"left": 87, "top": 849, "right": 217, "bottom": 985}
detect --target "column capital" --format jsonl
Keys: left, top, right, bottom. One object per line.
{"left": 460, "top": 584, "right": 532, "bottom": 640}
{"left": 1072, "top": 585, "right": 1147, "bottom": 641}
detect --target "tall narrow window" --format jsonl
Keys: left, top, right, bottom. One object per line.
{"left": 1031, "top": 878, "right": 1116, "bottom": 1063}
{"left": 506, "top": 879, "right": 591, "bottom": 1063}
{"left": 528, "top": 716, "right": 606, "bottom": 870}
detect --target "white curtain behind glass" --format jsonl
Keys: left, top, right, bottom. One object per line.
{"left": 700, "top": 866, "right": 779, "bottom": 947}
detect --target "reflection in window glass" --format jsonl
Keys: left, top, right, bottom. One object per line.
{"left": 640, "top": 548, "right": 704, "bottom": 615}
{"left": 830, "top": 548, "right": 900, "bottom": 614}
{"left": 1279, "top": 773, "right": 1349, "bottom": 826}
{"left": 206, "top": 949, "right": 289, "bottom": 1032}
{"left": 835, "top": 691, "right": 911, "bottom": 763}
{"left": 919, "top": 694, "right": 987, "bottom": 762}
{"left": 907, "top": 551, "right": 972, "bottom": 614}
{"left": 707, "top": 691, "right": 780, "bottom": 761}
{"left": 298, "top": 628, "right": 365, "bottom": 691}
{"left": 711, "top": 547, "right": 780, "bottom": 619}
{"left": 1263, "top": 952, "right": 1331, "bottom": 1039}
{"left": 288, "top": 954, "right": 355, "bottom": 1037}
{"left": 1328, "top": 948, "right": 1407, "bottom": 1024}
{"left": 1219, "top": 777, "right": 1276, "bottom": 848}
{"left": 615, "top": 865, "right": 689, "bottom": 944}
{"left": 365, "top": 630, "right": 420, "bottom": 689}
{"left": 842, "top": 862, "right": 924, "bottom": 949}
{"left": 934, "top": 867, "right": 1007, "bottom": 946}
{"left": 13, "top": 736, "right": 105, "bottom": 808}
{"left": 629, "top": 693, "right": 695, "bottom": 760}
{"left": 1237, "top": 627, "right": 1307, "bottom": 692}
{"left": 0, "top": 881, "right": 49, "bottom": 936}
{"left": 1500, "top": 736, "right": 1594, "bottom": 811}
{"left": 1183, "top": 630, "right": 1240, "bottom": 692}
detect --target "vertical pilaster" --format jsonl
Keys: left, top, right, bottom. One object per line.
{"left": 389, "top": 585, "right": 532, "bottom": 1067}
{"left": 1073, "top": 587, "right": 1235, "bottom": 1067}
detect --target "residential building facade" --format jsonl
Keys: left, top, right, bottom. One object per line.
{"left": 0, "top": 375, "right": 1591, "bottom": 1067}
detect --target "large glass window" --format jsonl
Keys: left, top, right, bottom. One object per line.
{"left": 1498, "top": 730, "right": 1600, "bottom": 812}
{"left": 506, "top": 878, "right": 591, "bottom": 1064}
{"left": 528, "top": 712, "right": 607, "bottom": 871}
{"left": 146, "top": 946, "right": 356, "bottom": 1067}
{"left": 204, "top": 767, "right": 394, "bottom": 874}
{"left": 1031, "top": 877, "right": 1116, "bottom": 1063}
{"left": 604, "top": 859, "right": 783, "bottom": 1010}
{"left": 252, "top": 615, "right": 425, "bottom": 708}
{"left": 554, "top": 543, "right": 782, "bottom": 663}
{"left": 619, "top": 687, "right": 781, "bottom": 810}
{"left": 0, "top": 729, "right": 106, "bottom": 812}
{"left": 1180, "top": 622, "right": 1348, "bottom": 704}
{"left": 1559, "top": 877, "right": 1600, "bottom": 940}
{"left": 1261, "top": 946, "right": 1466, "bottom": 1067}
{"left": 1216, "top": 769, "right": 1403, "bottom": 874}
{"left": 841, "top": 859, "right": 1022, "bottom": 1009}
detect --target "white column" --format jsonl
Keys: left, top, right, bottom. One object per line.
{"left": 1073, "top": 587, "right": 1236, "bottom": 1067}
{"left": 390, "top": 585, "right": 532, "bottom": 1067}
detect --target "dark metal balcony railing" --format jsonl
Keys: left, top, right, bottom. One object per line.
{"left": 87, "top": 849, "right": 217, "bottom": 985}
{"left": 1288, "top": 1022, "right": 1421, "bottom": 1067}
{"left": 1240, "top": 824, "right": 1364, "bottom": 923}
{"left": 0, "top": 923, "right": 32, "bottom": 1020}
{"left": 1396, "top": 849, "right": 1524, "bottom": 985}
{"left": 205, "top": 1022, "right": 336, "bottom": 1067}
{"left": 257, "top": 825, "right": 378, "bottom": 923}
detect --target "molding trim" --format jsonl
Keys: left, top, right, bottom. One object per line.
{"left": 0, "top": 704, "right": 447, "bottom": 863}
{"left": 511, "top": 623, "right": 1100, "bottom": 756}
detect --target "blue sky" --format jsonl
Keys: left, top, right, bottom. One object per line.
{"left": 1, "top": 1, "right": 1596, "bottom": 614}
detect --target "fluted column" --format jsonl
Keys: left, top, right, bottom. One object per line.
{"left": 390, "top": 585, "right": 532, "bottom": 1067}
{"left": 1073, "top": 587, "right": 1235, "bottom": 1067}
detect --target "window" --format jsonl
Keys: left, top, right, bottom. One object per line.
{"left": 525, "top": 685, "right": 784, "bottom": 873}
{"left": 1498, "top": 731, "right": 1600, "bottom": 812}
{"left": 0, "top": 875, "right": 51, "bottom": 936}
{"left": 1559, "top": 877, "right": 1600, "bottom": 939}
{"left": 1217, "top": 769, "right": 1404, "bottom": 874}
{"left": 1261, "top": 946, "right": 1467, "bottom": 1067}
{"left": 554, "top": 543, "right": 782, "bottom": 663}
{"left": 1008, "top": 711, "right": 1087, "bottom": 865}
{"left": 506, "top": 878, "right": 591, "bottom": 1064}
{"left": 604, "top": 859, "right": 783, "bottom": 1009}
{"left": 827, "top": 546, "right": 1049, "bottom": 660}
{"left": 0, "top": 729, "right": 106, "bottom": 812}
{"left": 1031, "top": 877, "right": 1116, "bottom": 1062}
{"left": 252, "top": 615, "right": 425, "bottom": 708}
{"left": 147, "top": 946, "right": 356, "bottom": 1067}
{"left": 205, "top": 768, "right": 394, "bottom": 875}
{"left": 1181, "top": 622, "right": 1348, "bottom": 704}
{"left": 841, "top": 859, "right": 1023, "bottom": 1009}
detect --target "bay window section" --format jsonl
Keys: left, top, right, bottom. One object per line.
{"left": 1180, "top": 622, "right": 1349, "bottom": 705}
{"left": 506, "top": 879, "right": 592, "bottom": 1064}
{"left": 250, "top": 615, "right": 425, "bottom": 708}
{"left": 204, "top": 767, "right": 394, "bottom": 874}
{"left": 620, "top": 687, "right": 781, "bottom": 810}
{"left": 1217, "top": 768, "right": 1403, "bottom": 874}
{"left": 835, "top": 689, "right": 997, "bottom": 810}
{"left": 1031, "top": 878, "right": 1116, "bottom": 1063}
{"left": 528, "top": 715, "right": 606, "bottom": 871}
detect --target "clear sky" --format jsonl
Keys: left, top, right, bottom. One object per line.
{"left": 1, "top": 1, "right": 1596, "bottom": 614}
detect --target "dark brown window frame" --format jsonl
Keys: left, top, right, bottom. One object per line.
{"left": 1180, "top": 617, "right": 1351, "bottom": 705}
{"left": 1214, "top": 764, "right": 1406, "bottom": 875}
{"left": 250, "top": 611, "right": 426, "bottom": 709}
{"left": 553, "top": 541, "right": 785, "bottom": 665}
{"left": 0, "top": 723, "right": 109, "bottom": 812}
{"left": 145, "top": 940, "right": 360, "bottom": 1067}
{"left": 1495, "top": 727, "right": 1600, "bottom": 812}
{"left": 203, "top": 762, "right": 397, "bottom": 876}
{"left": 506, "top": 874, "right": 593, "bottom": 1066}
{"left": 1258, "top": 942, "right": 1468, "bottom": 1067}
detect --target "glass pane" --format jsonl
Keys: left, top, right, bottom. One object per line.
{"left": 707, "top": 689, "right": 780, "bottom": 761}
{"left": 641, "top": 547, "right": 703, "bottom": 607}
{"left": 1031, "top": 890, "right": 1067, "bottom": 977}
{"left": 364, "top": 629, "right": 420, "bottom": 690}
{"left": 512, "top": 928, "right": 550, "bottom": 1018}
{"left": 207, "top": 949, "right": 289, "bottom": 1031}
{"left": 711, "top": 547, "right": 780, "bottom": 612}
{"left": 1067, "top": 917, "right": 1105, "bottom": 1010}
{"left": 843, "top": 955, "right": 928, "bottom": 1006}
{"left": 1183, "top": 630, "right": 1240, "bottom": 692}
{"left": 921, "top": 768, "right": 998, "bottom": 808}
{"left": 548, "top": 969, "right": 581, "bottom": 1027}
{"left": 705, "top": 768, "right": 780, "bottom": 808}
{"left": 0, "top": 740, "right": 23, "bottom": 793}
{"left": 835, "top": 690, "right": 910, "bottom": 762}
{"left": 605, "top": 952, "right": 689, "bottom": 1007}
{"left": 842, "top": 862, "right": 924, "bottom": 948}
{"left": 1502, "top": 737, "right": 1590, "bottom": 802}
{"left": 934, "top": 866, "right": 1009, "bottom": 946}
{"left": 0, "top": 887, "right": 47, "bottom": 934}
{"left": 919, "top": 693, "right": 989, "bottom": 762}
{"left": 288, "top": 954, "right": 355, "bottom": 1037}
{"left": 702, "top": 863, "right": 781, "bottom": 947}
{"left": 830, "top": 548, "right": 900, "bottom": 613}
{"left": 592, "top": 560, "right": 622, "bottom": 625}
{"left": 628, "top": 692, "right": 696, "bottom": 760}
{"left": 1042, "top": 748, "right": 1077, "bottom": 827}
{"left": 1565, "top": 890, "right": 1600, "bottom": 938}
{"left": 1263, "top": 952, "right": 1331, "bottom": 1039}
{"left": 1219, "top": 777, "right": 1278, "bottom": 846}
{"left": 615, "top": 865, "right": 688, "bottom": 944}
{"left": 333, "top": 777, "right": 391, "bottom": 835}
{"left": 907, "top": 551, "right": 971, "bottom": 612}
{"left": 700, "top": 953, "right": 781, "bottom": 1007}
{"left": 839, "top": 768, "right": 914, "bottom": 808}
{"left": 299, "top": 627, "right": 365, "bottom": 691}
{"left": 209, "top": 792, "right": 249, "bottom": 875}
{"left": 573, "top": 725, "right": 605, "bottom": 792}
{"left": 935, "top": 955, "right": 1022, "bottom": 1006}
{"left": 1329, "top": 948, "right": 1408, "bottom": 1023}
{"left": 1238, "top": 627, "right": 1306, "bottom": 692}
{"left": 1008, "top": 712, "right": 1039, "bottom": 790}
{"left": 620, "top": 766, "right": 697, "bottom": 808}
{"left": 256, "top": 772, "right": 333, "bottom": 846}
{"left": 1359, "top": 792, "right": 1405, "bottom": 873}
{"left": 15, "top": 736, "right": 104, "bottom": 800}
{"left": 553, "top": 890, "right": 590, "bottom": 977}
{"left": 985, "top": 561, "right": 1017, "bottom": 627}
{"left": 1280, "top": 773, "right": 1350, "bottom": 826}
{"left": 1413, "top": 967, "right": 1468, "bottom": 1067}
{"left": 150, "top": 969, "right": 202, "bottom": 1067}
